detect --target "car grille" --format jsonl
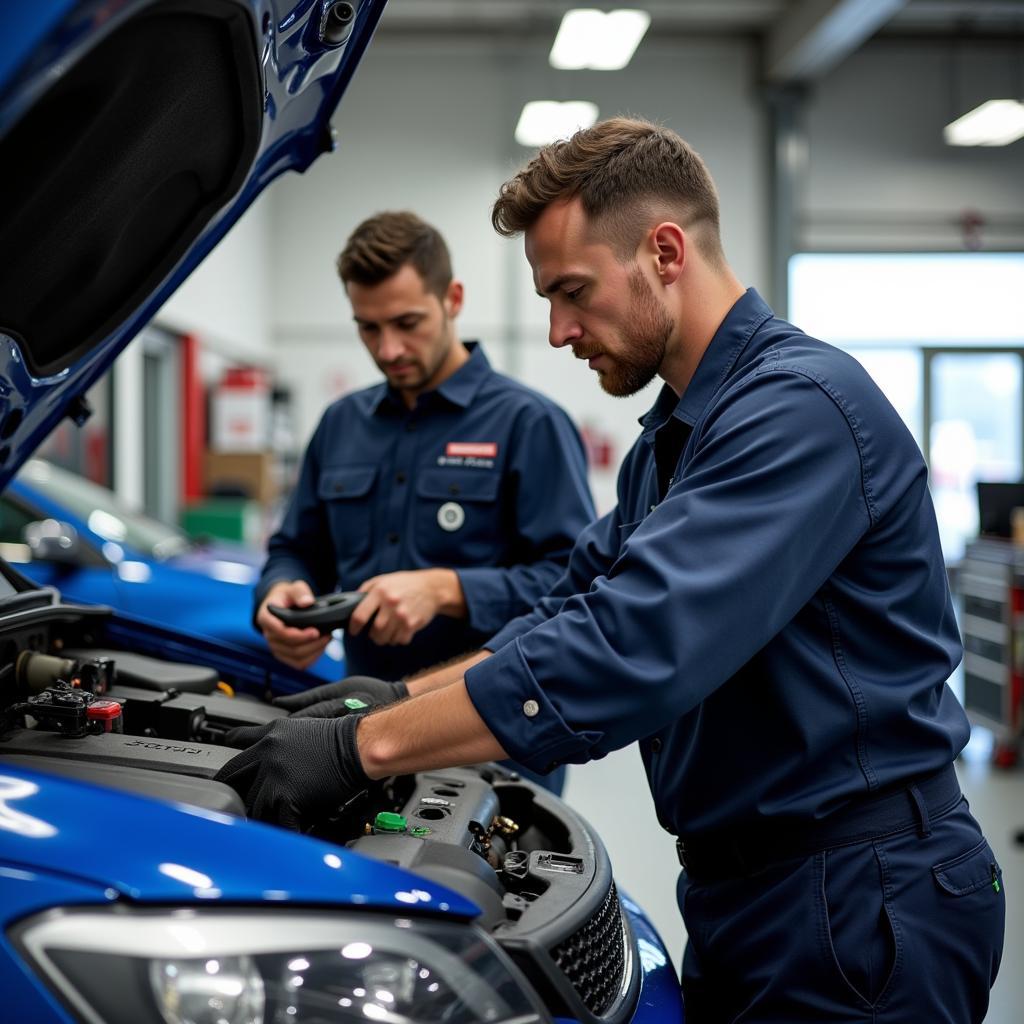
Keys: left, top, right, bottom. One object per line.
{"left": 550, "top": 882, "right": 626, "bottom": 1016}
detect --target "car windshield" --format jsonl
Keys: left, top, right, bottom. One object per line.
{"left": 17, "top": 459, "right": 192, "bottom": 561}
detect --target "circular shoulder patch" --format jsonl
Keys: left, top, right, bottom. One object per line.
{"left": 437, "top": 501, "right": 465, "bottom": 532}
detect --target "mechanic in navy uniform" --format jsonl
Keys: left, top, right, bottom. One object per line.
{"left": 223, "top": 122, "right": 1004, "bottom": 1021}
{"left": 254, "top": 211, "right": 594, "bottom": 793}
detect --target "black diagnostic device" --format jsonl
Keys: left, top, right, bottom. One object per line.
{"left": 268, "top": 591, "right": 366, "bottom": 634}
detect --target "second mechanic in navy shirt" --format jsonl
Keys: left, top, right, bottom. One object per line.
{"left": 255, "top": 213, "right": 594, "bottom": 791}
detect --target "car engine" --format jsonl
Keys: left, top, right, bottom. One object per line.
{"left": 0, "top": 591, "right": 639, "bottom": 1024}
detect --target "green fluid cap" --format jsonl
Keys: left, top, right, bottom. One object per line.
{"left": 373, "top": 811, "right": 407, "bottom": 833}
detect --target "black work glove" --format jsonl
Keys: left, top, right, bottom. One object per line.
{"left": 272, "top": 675, "right": 408, "bottom": 718}
{"left": 214, "top": 715, "right": 369, "bottom": 830}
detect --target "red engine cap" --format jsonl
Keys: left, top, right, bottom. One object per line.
{"left": 86, "top": 699, "right": 123, "bottom": 734}
{"left": 86, "top": 700, "right": 122, "bottom": 720}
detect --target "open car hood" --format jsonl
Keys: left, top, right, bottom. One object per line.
{"left": 0, "top": 0, "right": 386, "bottom": 488}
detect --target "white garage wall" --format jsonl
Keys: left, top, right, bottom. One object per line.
{"left": 803, "top": 39, "right": 1024, "bottom": 252}
{"left": 109, "top": 193, "right": 274, "bottom": 507}
{"left": 157, "top": 192, "right": 275, "bottom": 359}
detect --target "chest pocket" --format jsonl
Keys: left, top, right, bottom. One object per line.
{"left": 318, "top": 465, "right": 377, "bottom": 559}
{"left": 415, "top": 467, "right": 503, "bottom": 564}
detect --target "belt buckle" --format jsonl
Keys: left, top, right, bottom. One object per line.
{"left": 675, "top": 838, "right": 688, "bottom": 870}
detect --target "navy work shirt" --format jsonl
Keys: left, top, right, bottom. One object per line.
{"left": 467, "top": 290, "right": 968, "bottom": 836}
{"left": 256, "top": 343, "right": 594, "bottom": 680}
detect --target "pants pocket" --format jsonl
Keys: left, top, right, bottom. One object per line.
{"left": 933, "top": 838, "right": 1002, "bottom": 898}
{"left": 820, "top": 843, "right": 898, "bottom": 1006}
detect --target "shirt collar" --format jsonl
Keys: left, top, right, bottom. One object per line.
{"left": 639, "top": 288, "right": 774, "bottom": 436}
{"left": 372, "top": 341, "right": 490, "bottom": 415}
{"left": 435, "top": 341, "right": 490, "bottom": 408}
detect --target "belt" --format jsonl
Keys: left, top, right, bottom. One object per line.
{"left": 676, "top": 763, "right": 962, "bottom": 882}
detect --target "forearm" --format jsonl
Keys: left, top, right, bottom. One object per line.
{"left": 429, "top": 567, "right": 466, "bottom": 617}
{"left": 356, "top": 680, "right": 506, "bottom": 778}
{"left": 404, "top": 650, "right": 491, "bottom": 696}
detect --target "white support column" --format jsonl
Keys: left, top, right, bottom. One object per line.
{"left": 113, "top": 336, "right": 144, "bottom": 510}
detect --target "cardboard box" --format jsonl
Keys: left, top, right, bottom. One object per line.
{"left": 204, "top": 450, "right": 277, "bottom": 504}
{"left": 210, "top": 367, "right": 271, "bottom": 452}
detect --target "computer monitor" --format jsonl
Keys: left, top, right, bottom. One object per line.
{"left": 976, "top": 481, "right": 1024, "bottom": 538}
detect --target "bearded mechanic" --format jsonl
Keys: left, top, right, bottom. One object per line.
{"left": 221, "top": 120, "right": 1004, "bottom": 1021}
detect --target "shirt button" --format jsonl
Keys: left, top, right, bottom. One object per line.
{"left": 395, "top": 472, "right": 407, "bottom": 484}
{"left": 522, "top": 699, "right": 540, "bottom": 718}
{"left": 651, "top": 738, "right": 662, "bottom": 753}
{"left": 387, "top": 532, "right": 399, "bottom": 545}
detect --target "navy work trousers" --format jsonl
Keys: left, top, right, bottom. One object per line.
{"left": 677, "top": 799, "right": 1004, "bottom": 1023}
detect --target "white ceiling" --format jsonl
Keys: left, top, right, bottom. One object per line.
{"left": 375, "top": 0, "right": 1024, "bottom": 34}
{"left": 374, "top": 0, "right": 1024, "bottom": 81}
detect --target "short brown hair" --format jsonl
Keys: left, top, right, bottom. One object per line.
{"left": 492, "top": 117, "right": 723, "bottom": 265}
{"left": 337, "top": 211, "right": 453, "bottom": 298}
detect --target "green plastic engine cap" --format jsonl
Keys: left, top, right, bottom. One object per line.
{"left": 373, "top": 811, "right": 407, "bottom": 832}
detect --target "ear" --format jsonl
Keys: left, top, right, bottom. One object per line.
{"left": 443, "top": 279, "right": 464, "bottom": 319}
{"left": 649, "top": 222, "right": 686, "bottom": 286}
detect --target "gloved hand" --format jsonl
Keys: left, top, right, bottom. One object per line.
{"left": 272, "top": 675, "right": 408, "bottom": 718}
{"left": 214, "top": 715, "right": 368, "bottom": 830}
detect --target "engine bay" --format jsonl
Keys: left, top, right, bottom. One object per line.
{"left": 0, "top": 590, "right": 639, "bottom": 1024}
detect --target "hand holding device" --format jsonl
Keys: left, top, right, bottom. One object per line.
{"left": 267, "top": 591, "right": 366, "bottom": 635}
{"left": 256, "top": 581, "right": 333, "bottom": 670}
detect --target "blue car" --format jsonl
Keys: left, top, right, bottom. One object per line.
{"left": 0, "top": 3, "right": 684, "bottom": 1024}
{"left": 0, "top": 458, "right": 346, "bottom": 680}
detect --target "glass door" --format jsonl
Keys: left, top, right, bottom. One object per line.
{"left": 926, "top": 350, "right": 1024, "bottom": 563}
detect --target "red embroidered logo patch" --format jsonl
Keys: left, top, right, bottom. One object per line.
{"left": 446, "top": 442, "right": 498, "bottom": 458}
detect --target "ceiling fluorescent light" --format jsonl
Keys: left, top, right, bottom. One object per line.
{"left": 943, "top": 99, "right": 1024, "bottom": 147}
{"left": 515, "top": 101, "right": 600, "bottom": 147}
{"left": 550, "top": 8, "right": 651, "bottom": 71}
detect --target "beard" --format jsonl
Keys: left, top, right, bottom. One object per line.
{"left": 585, "top": 267, "right": 673, "bottom": 397}
{"left": 379, "top": 315, "right": 453, "bottom": 394}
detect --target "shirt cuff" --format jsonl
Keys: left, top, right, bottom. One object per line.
{"left": 464, "top": 639, "right": 603, "bottom": 774}
{"left": 455, "top": 566, "right": 513, "bottom": 633}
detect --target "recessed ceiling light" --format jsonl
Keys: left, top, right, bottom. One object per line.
{"left": 943, "top": 99, "right": 1024, "bottom": 147}
{"left": 549, "top": 8, "right": 651, "bottom": 71}
{"left": 514, "top": 100, "right": 600, "bottom": 147}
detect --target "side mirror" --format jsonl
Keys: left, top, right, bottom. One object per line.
{"left": 23, "top": 518, "right": 85, "bottom": 566}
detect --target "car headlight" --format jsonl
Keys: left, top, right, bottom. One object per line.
{"left": 15, "top": 909, "right": 550, "bottom": 1024}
